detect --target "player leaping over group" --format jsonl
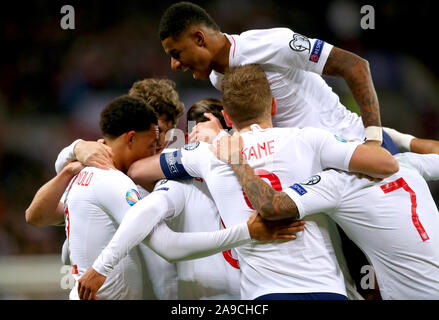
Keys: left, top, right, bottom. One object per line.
{"left": 161, "top": 2, "right": 439, "bottom": 155}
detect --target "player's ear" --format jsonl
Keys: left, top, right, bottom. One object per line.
{"left": 271, "top": 97, "right": 277, "bottom": 116}
{"left": 222, "top": 110, "right": 233, "bottom": 128}
{"left": 125, "top": 131, "right": 136, "bottom": 148}
{"left": 193, "top": 29, "right": 206, "bottom": 47}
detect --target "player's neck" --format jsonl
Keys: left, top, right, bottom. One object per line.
{"left": 211, "top": 33, "right": 230, "bottom": 74}
{"left": 104, "top": 141, "right": 124, "bottom": 172}
{"left": 238, "top": 119, "right": 273, "bottom": 133}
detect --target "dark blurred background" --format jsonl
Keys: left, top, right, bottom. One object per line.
{"left": 0, "top": 0, "right": 438, "bottom": 297}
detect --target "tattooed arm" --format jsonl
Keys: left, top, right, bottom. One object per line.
{"left": 323, "top": 47, "right": 381, "bottom": 140}
{"left": 230, "top": 161, "right": 300, "bottom": 221}
{"left": 209, "top": 134, "right": 299, "bottom": 221}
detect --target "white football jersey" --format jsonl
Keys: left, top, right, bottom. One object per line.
{"left": 152, "top": 178, "right": 241, "bottom": 299}
{"left": 209, "top": 28, "right": 365, "bottom": 141}
{"left": 55, "top": 141, "right": 179, "bottom": 300}
{"left": 64, "top": 167, "right": 144, "bottom": 300}
{"left": 161, "top": 124, "right": 361, "bottom": 299}
{"left": 284, "top": 153, "right": 439, "bottom": 299}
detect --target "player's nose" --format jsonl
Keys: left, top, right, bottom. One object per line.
{"left": 171, "top": 57, "right": 184, "bottom": 71}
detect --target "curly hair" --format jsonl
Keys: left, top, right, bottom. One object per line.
{"left": 100, "top": 95, "right": 158, "bottom": 139}
{"left": 128, "top": 78, "right": 185, "bottom": 126}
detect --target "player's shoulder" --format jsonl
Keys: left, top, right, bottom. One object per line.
{"left": 163, "top": 141, "right": 210, "bottom": 163}
{"left": 297, "top": 126, "right": 344, "bottom": 142}
{"left": 298, "top": 169, "right": 343, "bottom": 189}
{"left": 268, "top": 126, "right": 300, "bottom": 140}
{"left": 180, "top": 141, "right": 212, "bottom": 156}
{"left": 236, "top": 28, "right": 293, "bottom": 58}
{"left": 277, "top": 126, "right": 321, "bottom": 141}
{"left": 240, "top": 27, "right": 293, "bottom": 40}
{"left": 87, "top": 167, "right": 135, "bottom": 188}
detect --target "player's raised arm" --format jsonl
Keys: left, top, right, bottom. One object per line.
{"left": 323, "top": 47, "right": 382, "bottom": 143}
{"left": 26, "top": 161, "right": 84, "bottom": 227}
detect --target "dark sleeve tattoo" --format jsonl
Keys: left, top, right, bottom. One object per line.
{"left": 323, "top": 46, "right": 381, "bottom": 128}
{"left": 230, "top": 162, "right": 299, "bottom": 220}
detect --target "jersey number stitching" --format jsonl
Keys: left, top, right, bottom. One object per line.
{"left": 220, "top": 218, "right": 240, "bottom": 269}
{"left": 380, "top": 177, "right": 429, "bottom": 242}
{"left": 243, "top": 169, "right": 282, "bottom": 209}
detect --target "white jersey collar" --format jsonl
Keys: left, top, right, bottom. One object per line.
{"left": 241, "top": 124, "right": 269, "bottom": 134}
{"left": 223, "top": 33, "right": 238, "bottom": 67}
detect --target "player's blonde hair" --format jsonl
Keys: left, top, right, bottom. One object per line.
{"left": 221, "top": 64, "right": 272, "bottom": 129}
{"left": 128, "top": 78, "right": 185, "bottom": 126}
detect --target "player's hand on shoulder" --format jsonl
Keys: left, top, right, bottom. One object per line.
{"left": 62, "top": 161, "right": 85, "bottom": 177}
{"left": 247, "top": 211, "right": 306, "bottom": 242}
{"left": 74, "top": 140, "right": 114, "bottom": 170}
{"left": 189, "top": 113, "right": 223, "bottom": 144}
{"left": 77, "top": 267, "right": 107, "bottom": 300}
{"left": 209, "top": 131, "right": 244, "bottom": 165}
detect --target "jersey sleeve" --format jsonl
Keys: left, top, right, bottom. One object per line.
{"left": 159, "top": 142, "right": 211, "bottom": 180}
{"left": 145, "top": 221, "right": 251, "bottom": 263}
{"left": 238, "top": 28, "right": 333, "bottom": 75}
{"left": 302, "top": 127, "right": 360, "bottom": 171}
{"left": 152, "top": 179, "right": 188, "bottom": 220}
{"left": 54, "top": 139, "right": 82, "bottom": 174}
{"left": 92, "top": 181, "right": 185, "bottom": 277}
{"left": 397, "top": 153, "right": 439, "bottom": 181}
{"left": 282, "top": 170, "right": 342, "bottom": 219}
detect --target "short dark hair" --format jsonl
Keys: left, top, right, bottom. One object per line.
{"left": 187, "top": 98, "right": 228, "bottom": 130}
{"left": 100, "top": 95, "right": 158, "bottom": 139}
{"left": 159, "top": 2, "right": 220, "bottom": 40}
